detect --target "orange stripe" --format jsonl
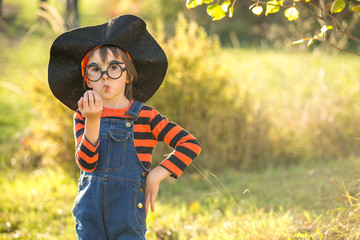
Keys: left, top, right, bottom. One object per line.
{"left": 76, "top": 135, "right": 82, "bottom": 146}
{"left": 82, "top": 136, "right": 99, "bottom": 152}
{"left": 133, "top": 124, "right": 151, "bottom": 132}
{"left": 179, "top": 141, "right": 202, "bottom": 155}
{"left": 75, "top": 123, "right": 84, "bottom": 132}
{"left": 152, "top": 118, "right": 168, "bottom": 139}
{"left": 161, "top": 160, "right": 182, "bottom": 178}
{"left": 173, "top": 151, "right": 192, "bottom": 166}
{"left": 137, "top": 153, "right": 152, "bottom": 162}
{"left": 76, "top": 158, "right": 97, "bottom": 172}
{"left": 77, "top": 151, "right": 99, "bottom": 164}
{"left": 133, "top": 139, "right": 157, "bottom": 147}
{"left": 164, "top": 125, "right": 182, "bottom": 144}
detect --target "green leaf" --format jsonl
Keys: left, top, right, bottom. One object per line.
{"left": 186, "top": 0, "right": 214, "bottom": 9}
{"left": 265, "top": 0, "right": 283, "bottom": 16}
{"left": 229, "top": 5, "right": 234, "bottom": 17}
{"left": 207, "top": 3, "right": 226, "bottom": 20}
{"left": 221, "top": 0, "right": 232, "bottom": 12}
{"left": 352, "top": 5, "right": 360, "bottom": 15}
{"left": 331, "top": 0, "right": 346, "bottom": 13}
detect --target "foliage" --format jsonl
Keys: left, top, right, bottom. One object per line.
{"left": 185, "top": 0, "right": 360, "bottom": 56}
{"left": 148, "top": 14, "right": 270, "bottom": 170}
{"left": 0, "top": 159, "right": 358, "bottom": 239}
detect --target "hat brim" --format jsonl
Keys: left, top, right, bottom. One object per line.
{"left": 48, "top": 15, "right": 168, "bottom": 111}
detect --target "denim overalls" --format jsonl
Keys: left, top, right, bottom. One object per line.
{"left": 72, "top": 101, "right": 149, "bottom": 240}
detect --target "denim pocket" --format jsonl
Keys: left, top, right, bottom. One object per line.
{"left": 71, "top": 179, "right": 84, "bottom": 216}
{"left": 106, "top": 130, "right": 130, "bottom": 171}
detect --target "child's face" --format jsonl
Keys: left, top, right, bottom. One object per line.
{"left": 85, "top": 48, "right": 130, "bottom": 103}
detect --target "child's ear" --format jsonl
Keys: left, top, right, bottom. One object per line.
{"left": 126, "top": 77, "right": 132, "bottom": 84}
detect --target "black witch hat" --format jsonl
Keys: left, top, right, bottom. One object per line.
{"left": 48, "top": 14, "right": 168, "bottom": 111}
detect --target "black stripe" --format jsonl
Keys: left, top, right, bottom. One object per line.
{"left": 169, "top": 130, "right": 189, "bottom": 148}
{"left": 141, "top": 105, "right": 153, "bottom": 111}
{"left": 134, "top": 132, "right": 157, "bottom": 140}
{"left": 135, "top": 147, "right": 153, "bottom": 154}
{"left": 77, "top": 156, "right": 97, "bottom": 171}
{"left": 102, "top": 116, "right": 128, "bottom": 120}
{"left": 150, "top": 114, "right": 164, "bottom": 131}
{"left": 135, "top": 117, "right": 150, "bottom": 125}
{"left": 74, "top": 117, "right": 84, "bottom": 125}
{"left": 167, "top": 154, "right": 187, "bottom": 171}
{"left": 80, "top": 143, "right": 98, "bottom": 158}
{"left": 157, "top": 123, "right": 176, "bottom": 142}
{"left": 160, "top": 165, "right": 178, "bottom": 179}
{"left": 175, "top": 145, "right": 198, "bottom": 159}
{"left": 75, "top": 128, "right": 84, "bottom": 140}
{"left": 141, "top": 161, "right": 151, "bottom": 170}
{"left": 185, "top": 139, "right": 201, "bottom": 146}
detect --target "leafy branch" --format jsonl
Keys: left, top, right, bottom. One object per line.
{"left": 185, "top": 0, "right": 360, "bottom": 56}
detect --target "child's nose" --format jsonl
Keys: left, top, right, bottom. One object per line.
{"left": 101, "top": 71, "right": 110, "bottom": 80}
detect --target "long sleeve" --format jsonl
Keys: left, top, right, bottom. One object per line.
{"left": 149, "top": 108, "right": 201, "bottom": 179}
{"left": 73, "top": 110, "right": 99, "bottom": 172}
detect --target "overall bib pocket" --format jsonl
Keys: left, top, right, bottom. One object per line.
{"left": 98, "top": 130, "right": 130, "bottom": 171}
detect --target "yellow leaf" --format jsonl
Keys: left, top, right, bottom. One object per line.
{"left": 284, "top": 7, "right": 299, "bottom": 21}
{"left": 331, "top": 0, "right": 346, "bottom": 13}
{"left": 229, "top": 5, "right": 234, "bottom": 17}
{"left": 265, "top": 0, "right": 283, "bottom": 16}
{"left": 221, "top": 0, "right": 231, "bottom": 12}
{"left": 352, "top": 5, "right": 360, "bottom": 15}
{"left": 252, "top": 6, "right": 264, "bottom": 15}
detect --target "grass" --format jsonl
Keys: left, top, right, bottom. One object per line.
{"left": 0, "top": 159, "right": 358, "bottom": 239}
{"left": 1, "top": 1, "right": 360, "bottom": 239}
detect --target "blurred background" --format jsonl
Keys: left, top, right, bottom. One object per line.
{"left": 0, "top": 0, "right": 359, "bottom": 239}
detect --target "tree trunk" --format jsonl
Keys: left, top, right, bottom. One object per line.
{"left": 65, "top": 0, "right": 79, "bottom": 29}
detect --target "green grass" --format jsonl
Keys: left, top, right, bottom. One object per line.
{"left": 0, "top": 159, "right": 358, "bottom": 239}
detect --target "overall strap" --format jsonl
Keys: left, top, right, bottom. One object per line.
{"left": 125, "top": 101, "right": 145, "bottom": 121}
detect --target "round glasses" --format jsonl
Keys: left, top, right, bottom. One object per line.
{"left": 83, "top": 60, "right": 127, "bottom": 82}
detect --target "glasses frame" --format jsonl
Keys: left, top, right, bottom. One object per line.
{"left": 83, "top": 60, "right": 127, "bottom": 82}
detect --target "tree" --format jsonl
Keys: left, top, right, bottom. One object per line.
{"left": 185, "top": 0, "right": 360, "bottom": 56}
{"left": 65, "top": 0, "right": 79, "bottom": 29}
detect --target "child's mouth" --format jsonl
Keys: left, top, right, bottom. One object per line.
{"left": 100, "top": 85, "right": 108, "bottom": 96}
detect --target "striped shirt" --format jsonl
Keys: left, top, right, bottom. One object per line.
{"left": 73, "top": 101, "right": 201, "bottom": 178}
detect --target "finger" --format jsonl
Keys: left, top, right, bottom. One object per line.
{"left": 93, "top": 91, "right": 101, "bottom": 108}
{"left": 78, "top": 97, "right": 83, "bottom": 111}
{"left": 88, "top": 91, "right": 95, "bottom": 108}
{"left": 145, "top": 195, "right": 150, "bottom": 215}
{"left": 83, "top": 92, "right": 89, "bottom": 111}
{"left": 150, "top": 196, "right": 155, "bottom": 212}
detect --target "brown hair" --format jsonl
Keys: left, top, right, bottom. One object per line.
{"left": 83, "top": 45, "right": 138, "bottom": 99}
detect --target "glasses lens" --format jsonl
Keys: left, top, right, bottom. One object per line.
{"left": 86, "top": 66, "right": 101, "bottom": 81}
{"left": 107, "top": 63, "right": 122, "bottom": 79}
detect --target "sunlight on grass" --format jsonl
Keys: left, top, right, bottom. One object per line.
{"left": 0, "top": 159, "right": 357, "bottom": 239}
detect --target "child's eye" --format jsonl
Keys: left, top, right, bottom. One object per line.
{"left": 109, "top": 64, "right": 120, "bottom": 70}
{"left": 90, "top": 67, "right": 100, "bottom": 72}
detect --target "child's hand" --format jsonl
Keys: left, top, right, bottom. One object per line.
{"left": 78, "top": 90, "right": 103, "bottom": 120}
{"left": 145, "top": 166, "right": 171, "bottom": 214}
